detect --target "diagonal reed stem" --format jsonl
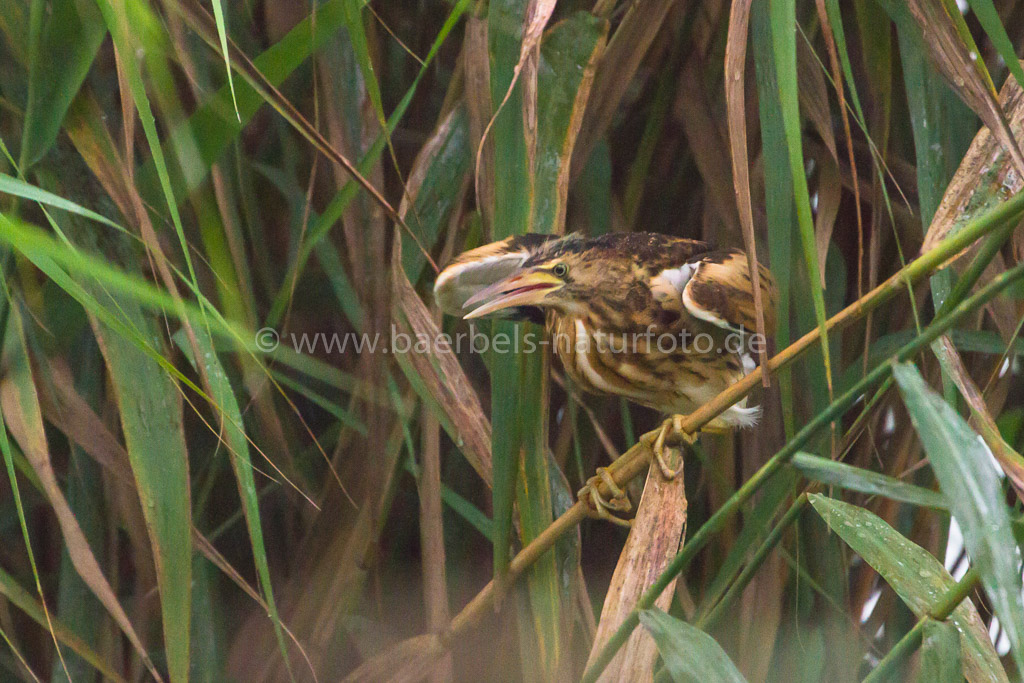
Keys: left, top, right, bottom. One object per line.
{"left": 347, "top": 190, "right": 1024, "bottom": 679}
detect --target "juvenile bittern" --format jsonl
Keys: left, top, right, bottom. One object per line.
{"left": 434, "top": 232, "right": 775, "bottom": 524}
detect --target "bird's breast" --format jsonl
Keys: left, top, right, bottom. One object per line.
{"left": 546, "top": 312, "right": 748, "bottom": 414}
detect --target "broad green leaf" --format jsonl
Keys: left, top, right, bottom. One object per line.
{"left": 0, "top": 217, "right": 250, "bottom": 348}
{"left": 92, "top": 297, "right": 192, "bottom": 683}
{"left": 919, "top": 619, "right": 962, "bottom": 683}
{"left": 531, "top": 12, "right": 606, "bottom": 234}
{"left": 791, "top": 452, "right": 948, "bottom": 509}
{"left": 0, "top": 173, "right": 126, "bottom": 234}
{"left": 893, "top": 362, "right": 1024, "bottom": 675}
{"left": 752, "top": 1, "right": 795, "bottom": 436}
{"left": 965, "top": 0, "right": 1024, "bottom": 94}
{"left": 809, "top": 494, "right": 1007, "bottom": 682}
{"left": 486, "top": 0, "right": 530, "bottom": 579}
{"left": 401, "top": 105, "right": 473, "bottom": 284}
{"left": 886, "top": 0, "right": 974, "bottom": 309}
{"left": 639, "top": 608, "right": 748, "bottom": 683}
{"left": 19, "top": 0, "right": 106, "bottom": 168}
{"left": 486, "top": 0, "right": 561, "bottom": 675}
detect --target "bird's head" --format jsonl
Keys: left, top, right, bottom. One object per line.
{"left": 435, "top": 234, "right": 632, "bottom": 320}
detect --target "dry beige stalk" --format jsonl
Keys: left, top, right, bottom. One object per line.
{"left": 723, "top": 0, "right": 770, "bottom": 381}
{"left": 585, "top": 453, "right": 687, "bottom": 682}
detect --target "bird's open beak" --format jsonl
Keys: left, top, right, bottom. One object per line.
{"left": 461, "top": 269, "right": 562, "bottom": 319}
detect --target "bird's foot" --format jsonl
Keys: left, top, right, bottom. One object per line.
{"left": 577, "top": 467, "right": 633, "bottom": 528}
{"left": 644, "top": 414, "right": 696, "bottom": 480}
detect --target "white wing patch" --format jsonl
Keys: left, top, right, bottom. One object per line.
{"left": 654, "top": 263, "right": 735, "bottom": 331}
{"left": 650, "top": 263, "right": 694, "bottom": 306}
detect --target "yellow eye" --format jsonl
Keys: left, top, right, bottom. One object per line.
{"left": 552, "top": 263, "right": 568, "bottom": 278}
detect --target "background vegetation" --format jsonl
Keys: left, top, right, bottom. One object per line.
{"left": 1, "top": 0, "right": 1024, "bottom": 680}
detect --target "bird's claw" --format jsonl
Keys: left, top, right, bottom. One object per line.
{"left": 646, "top": 414, "right": 695, "bottom": 480}
{"left": 577, "top": 467, "right": 632, "bottom": 527}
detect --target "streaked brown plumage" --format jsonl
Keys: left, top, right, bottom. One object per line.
{"left": 434, "top": 232, "right": 776, "bottom": 521}
{"left": 435, "top": 232, "right": 775, "bottom": 423}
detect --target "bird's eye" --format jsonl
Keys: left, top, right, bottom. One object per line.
{"left": 552, "top": 263, "right": 568, "bottom": 278}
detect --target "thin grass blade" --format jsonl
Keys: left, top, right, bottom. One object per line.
{"left": 791, "top": 452, "right": 948, "bottom": 509}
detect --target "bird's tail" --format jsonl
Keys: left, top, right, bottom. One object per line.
{"left": 720, "top": 401, "right": 761, "bottom": 428}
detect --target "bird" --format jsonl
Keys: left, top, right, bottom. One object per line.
{"left": 433, "top": 232, "right": 776, "bottom": 524}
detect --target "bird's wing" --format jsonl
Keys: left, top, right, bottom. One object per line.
{"left": 650, "top": 249, "right": 776, "bottom": 336}
{"left": 680, "top": 250, "right": 776, "bottom": 336}
{"left": 433, "top": 234, "right": 557, "bottom": 317}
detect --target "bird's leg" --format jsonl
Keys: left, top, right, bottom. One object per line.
{"left": 577, "top": 467, "right": 633, "bottom": 528}
{"left": 576, "top": 416, "right": 699, "bottom": 526}
{"left": 645, "top": 414, "right": 696, "bottom": 479}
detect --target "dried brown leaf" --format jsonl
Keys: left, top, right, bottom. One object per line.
{"left": 392, "top": 240, "right": 493, "bottom": 484}
{"left": 463, "top": 15, "right": 496, "bottom": 231}
{"left": 922, "top": 68, "right": 1024, "bottom": 251}
{"left": 797, "top": 37, "right": 837, "bottom": 162}
{"left": 907, "top": 0, "right": 1024, "bottom": 175}
{"left": 724, "top": 0, "right": 770, "bottom": 381}
{"left": 675, "top": 55, "right": 742, "bottom": 238}
{"left": 814, "top": 153, "right": 842, "bottom": 284}
{"left": 585, "top": 458, "right": 687, "bottom": 683}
